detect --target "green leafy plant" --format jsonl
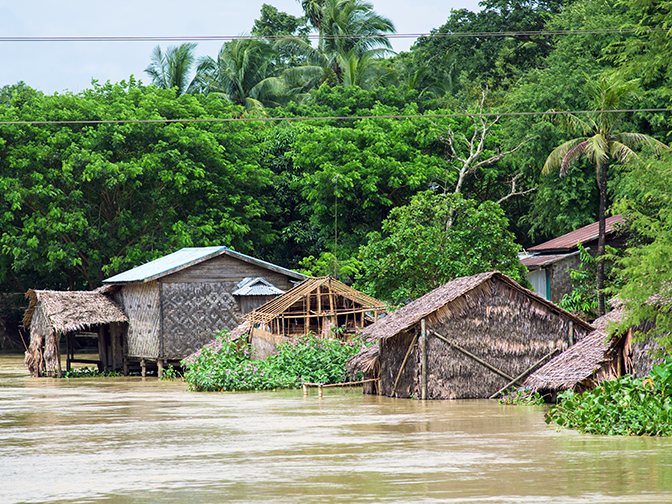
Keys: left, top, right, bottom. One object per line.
{"left": 545, "top": 358, "right": 672, "bottom": 436}
{"left": 63, "top": 367, "right": 122, "bottom": 378}
{"left": 183, "top": 331, "right": 370, "bottom": 392}
{"left": 159, "top": 365, "right": 183, "bottom": 381}
{"left": 498, "top": 388, "right": 546, "bottom": 406}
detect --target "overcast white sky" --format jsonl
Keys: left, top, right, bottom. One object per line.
{"left": 0, "top": 0, "right": 481, "bottom": 94}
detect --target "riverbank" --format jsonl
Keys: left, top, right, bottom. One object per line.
{"left": 2, "top": 352, "right": 672, "bottom": 503}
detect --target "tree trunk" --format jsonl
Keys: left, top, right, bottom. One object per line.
{"left": 596, "top": 161, "right": 607, "bottom": 316}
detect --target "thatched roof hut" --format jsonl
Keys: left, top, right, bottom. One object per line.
{"left": 243, "top": 276, "right": 386, "bottom": 359}
{"left": 358, "top": 271, "right": 593, "bottom": 400}
{"left": 23, "top": 287, "right": 128, "bottom": 377}
{"left": 524, "top": 304, "right": 665, "bottom": 395}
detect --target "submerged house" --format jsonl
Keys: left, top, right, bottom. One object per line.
{"left": 102, "top": 246, "right": 305, "bottom": 373}
{"left": 23, "top": 247, "right": 305, "bottom": 376}
{"left": 521, "top": 215, "right": 626, "bottom": 302}
{"left": 351, "top": 271, "right": 592, "bottom": 400}
{"left": 23, "top": 287, "right": 128, "bottom": 377}
{"left": 243, "top": 276, "right": 386, "bottom": 359}
{"left": 524, "top": 303, "right": 665, "bottom": 395}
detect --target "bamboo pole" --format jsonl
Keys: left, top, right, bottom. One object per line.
{"left": 421, "top": 319, "right": 427, "bottom": 400}
{"left": 429, "top": 329, "right": 516, "bottom": 383}
{"left": 488, "top": 349, "right": 559, "bottom": 399}
{"left": 392, "top": 333, "right": 418, "bottom": 397}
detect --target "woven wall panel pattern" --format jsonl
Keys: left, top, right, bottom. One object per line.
{"left": 121, "top": 282, "right": 161, "bottom": 359}
{"left": 161, "top": 282, "right": 242, "bottom": 360}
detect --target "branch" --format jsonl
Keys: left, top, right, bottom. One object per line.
{"left": 497, "top": 173, "right": 538, "bottom": 204}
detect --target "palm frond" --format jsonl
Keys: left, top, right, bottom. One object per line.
{"left": 542, "top": 138, "right": 587, "bottom": 175}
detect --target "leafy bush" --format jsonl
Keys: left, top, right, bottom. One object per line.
{"left": 63, "top": 367, "right": 121, "bottom": 378}
{"left": 545, "top": 359, "right": 672, "bottom": 436}
{"left": 159, "top": 365, "right": 183, "bottom": 381}
{"left": 183, "top": 332, "right": 369, "bottom": 392}
{"left": 498, "top": 388, "right": 546, "bottom": 406}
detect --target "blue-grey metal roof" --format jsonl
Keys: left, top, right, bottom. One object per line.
{"left": 103, "top": 247, "right": 306, "bottom": 284}
{"left": 232, "top": 277, "right": 285, "bottom": 297}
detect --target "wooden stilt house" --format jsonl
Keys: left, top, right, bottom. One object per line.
{"left": 243, "top": 276, "right": 386, "bottom": 359}
{"left": 352, "top": 271, "right": 593, "bottom": 400}
{"left": 23, "top": 287, "right": 128, "bottom": 377}
{"left": 103, "top": 246, "right": 305, "bottom": 374}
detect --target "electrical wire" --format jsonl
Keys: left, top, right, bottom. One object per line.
{"left": 0, "top": 28, "right": 665, "bottom": 43}
{"left": 1, "top": 108, "right": 670, "bottom": 126}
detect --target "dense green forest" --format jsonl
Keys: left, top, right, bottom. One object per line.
{"left": 1, "top": 0, "right": 671, "bottom": 334}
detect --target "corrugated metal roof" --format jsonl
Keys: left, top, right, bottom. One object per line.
{"left": 103, "top": 247, "right": 305, "bottom": 284}
{"left": 520, "top": 252, "right": 578, "bottom": 269}
{"left": 232, "top": 277, "right": 285, "bottom": 297}
{"left": 529, "top": 215, "right": 624, "bottom": 252}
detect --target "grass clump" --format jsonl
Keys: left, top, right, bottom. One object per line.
{"left": 183, "top": 331, "right": 369, "bottom": 392}
{"left": 545, "top": 358, "right": 672, "bottom": 436}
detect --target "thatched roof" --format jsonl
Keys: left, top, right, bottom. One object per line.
{"left": 360, "top": 271, "right": 593, "bottom": 340}
{"left": 23, "top": 288, "right": 128, "bottom": 335}
{"left": 347, "top": 345, "right": 379, "bottom": 374}
{"left": 244, "top": 276, "right": 385, "bottom": 325}
{"left": 523, "top": 307, "right": 624, "bottom": 392}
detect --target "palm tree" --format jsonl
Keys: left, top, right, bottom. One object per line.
{"left": 543, "top": 74, "right": 669, "bottom": 315}
{"left": 144, "top": 43, "right": 207, "bottom": 95}
{"left": 283, "top": 0, "right": 396, "bottom": 88}
{"left": 200, "top": 39, "right": 288, "bottom": 110}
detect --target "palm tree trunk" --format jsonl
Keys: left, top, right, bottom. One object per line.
{"left": 596, "top": 160, "right": 607, "bottom": 316}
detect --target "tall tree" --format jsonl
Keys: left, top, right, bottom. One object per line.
{"left": 542, "top": 74, "right": 668, "bottom": 315}
{"left": 144, "top": 43, "right": 208, "bottom": 95}
{"left": 200, "top": 39, "right": 288, "bottom": 110}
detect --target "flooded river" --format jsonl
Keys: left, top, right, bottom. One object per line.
{"left": 1, "top": 353, "right": 671, "bottom": 503}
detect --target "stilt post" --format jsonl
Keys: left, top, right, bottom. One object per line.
{"left": 421, "top": 318, "right": 427, "bottom": 401}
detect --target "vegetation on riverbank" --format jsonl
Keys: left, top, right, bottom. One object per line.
{"left": 546, "top": 359, "right": 672, "bottom": 436}
{"left": 183, "top": 332, "right": 369, "bottom": 392}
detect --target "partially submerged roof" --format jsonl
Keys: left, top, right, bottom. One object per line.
{"left": 360, "top": 271, "right": 593, "bottom": 340}
{"left": 520, "top": 251, "right": 579, "bottom": 270}
{"left": 103, "top": 247, "right": 305, "bottom": 284}
{"left": 524, "top": 307, "right": 624, "bottom": 392}
{"left": 23, "top": 288, "right": 128, "bottom": 335}
{"left": 529, "top": 215, "right": 624, "bottom": 253}
{"left": 232, "top": 277, "right": 285, "bottom": 297}
{"left": 244, "top": 276, "right": 386, "bottom": 325}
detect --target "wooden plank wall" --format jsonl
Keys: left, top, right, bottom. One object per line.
{"left": 119, "top": 282, "right": 161, "bottom": 359}
{"left": 161, "top": 254, "right": 296, "bottom": 290}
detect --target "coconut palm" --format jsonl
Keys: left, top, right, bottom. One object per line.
{"left": 543, "top": 74, "right": 669, "bottom": 315}
{"left": 200, "top": 39, "right": 288, "bottom": 110}
{"left": 144, "top": 43, "right": 208, "bottom": 95}
{"left": 283, "top": 0, "right": 396, "bottom": 88}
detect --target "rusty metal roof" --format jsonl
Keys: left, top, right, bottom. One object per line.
{"left": 520, "top": 252, "right": 578, "bottom": 270}
{"left": 529, "top": 215, "right": 624, "bottom": 252}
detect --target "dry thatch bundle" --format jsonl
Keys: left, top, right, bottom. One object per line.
{"left": 347, "top": 345, "right": 379, "bottom": 375}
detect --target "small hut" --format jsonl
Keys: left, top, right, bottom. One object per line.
{"left": 524, "top": 304, "right": 665, "bottom": 395}
{"left": 243, "top": 276, "right": 386, "bottom": 359}
{"left": 23, "top": 287, "right": 128, "bottom": 377}
{"left": 355, "top": 271, "right": 593, "bottom": 400}
{"left": 103, "top": 246, "right": 304, "bottom": 374}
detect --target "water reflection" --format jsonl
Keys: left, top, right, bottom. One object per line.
{"left": 1, "top": 353, "right": 671, "bottom": 504}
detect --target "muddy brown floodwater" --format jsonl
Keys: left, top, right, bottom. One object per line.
{"left": 1, "top": 353, "right": 672, "bottom": 503}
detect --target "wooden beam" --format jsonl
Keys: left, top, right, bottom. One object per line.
{"left": 488, "top": 349, "right": 559, "bottom": 399}
{"left": 429, "top": 329, "right": 517, "bottom": 384}
{"left": 392, "top": 333, "right": 418, "bottom": 397}
{"left": 421, "top": 319, "right": 427, "bottom": 400}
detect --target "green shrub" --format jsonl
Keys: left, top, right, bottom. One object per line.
{"left": 498, "top": 389, "right": 546, "bottom": 406}
{"left": 183, "top": 332, "right": 369, "bottom": 392}
{"left": 545, "top": 358, "right": 672, "bottom": 436}
{"left": 63, "top": 367, "right": 121, "bottom": 378}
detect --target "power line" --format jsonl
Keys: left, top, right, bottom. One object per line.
{"left": 1, "top": 108, "right": 670, "bottom": 126}
{"left": 0, "top": 28, "right": 663, "bottom": 43}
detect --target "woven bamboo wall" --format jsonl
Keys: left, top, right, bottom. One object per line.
{"left": 119, "top": 282, "right": 161, "bottom": 359}
{"left": 379, "top": 280, "right": 590, "bottom": 399}
{"left": 161, "top": 281, "right": 242, "bottom": 360}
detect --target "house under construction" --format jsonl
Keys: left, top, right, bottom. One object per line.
{"left": 243, "top": 276, "right": 386, "bottom": 358}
